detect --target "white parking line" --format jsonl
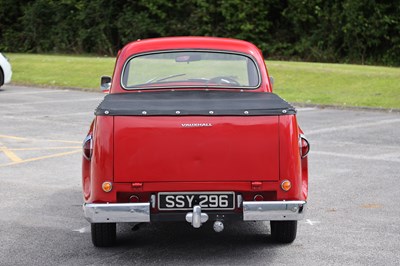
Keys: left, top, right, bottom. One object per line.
{"left": 1, "top": 90, "right": 66, "bottom": 95}
{"left": 313, "top": 150, "right": 400, "bottom": 163}
{"left": 307, "top": 118, "right": 400, "bottom": 135}
{"left": 29, "top": 112, "right": 93, "bottom": 118}
{"left": 305, "top": 219, "right": 321, "bottom": 226}
{"left": 73, "top": 226, "right": 91, "bottom": 233}
{"left": 1, "top": 97, "right": 103, "bottom": 106}
{"left": 297, "top": 107, "right": 316, "bottom": 112}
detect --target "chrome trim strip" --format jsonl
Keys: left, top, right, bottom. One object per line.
{"left": 243, "top": 201, "right": 306, "bottom": 221}
{"left": 83, "top": 203, "right": 150, "bottom": 223}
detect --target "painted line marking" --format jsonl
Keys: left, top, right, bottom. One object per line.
{"left": 30, "top": 112, "right": 93, "bottom": 118}
{"left": 1, "top": 97, "right": 103, "bottom": 106}
{"left": 73, "top": 226, "right": 91, "bottom": 233}
{"left": 0, "top": 135, "right": 27, "bottom": 141}
{"left": 1, "top": 90, "right": 66, "bottom": 95}
{"left": 374, "top": 152, "right": 400, "bottom": 160}
{"left": 297, "top": 107, "right": 316, "bottom": 111}
{"left": 47, "top": 140, "right": 81, "bottom": 144}
{"left": 6, "top": 146, "right": 80, "bottom": 151}
{"left": 305, "top": 219, "right": 321, "bottom": 226}
{"left": 0, "top": 146, "right": 23, "bottom": 162}
{"left": 0, "top": 149, "right": 81, "bottom": 167}
{"left": 0, "top": 134, "right": 83, "bottom": 167}
{"left": 307, "top": 118, "right": 400, "bottom": 135}
{"left": 313, "top": 150, "right": 400, "bottom": 163}
{"left": 361, "top": 204, "right": 383, "bottom": 209}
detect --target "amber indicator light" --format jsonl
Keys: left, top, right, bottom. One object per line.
{"left": 102, "top": 181, "right": 113, "bottom": 192}
{"left": 281, "top": 180, "right": 292, "bottom": 191}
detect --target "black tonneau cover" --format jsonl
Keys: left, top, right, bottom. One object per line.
{"left": 95, "top": 91, "right": 296, "bottom": 116}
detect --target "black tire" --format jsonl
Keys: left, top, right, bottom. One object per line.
{"left": 0, "top": 68, "right": 4, "bottom": 87}
{"left": 91, "top": 223, "right": 116, "bottom": 247}
{"left": 270, "top": 221, "right": 297, "bottom": 243}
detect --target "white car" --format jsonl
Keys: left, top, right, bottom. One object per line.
{"left": 0, "top": 53, "right": 12, "bottom": 87}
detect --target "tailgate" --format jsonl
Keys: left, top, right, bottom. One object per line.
{"left": 113, "top": 116, "right": 279, "bottom": 183}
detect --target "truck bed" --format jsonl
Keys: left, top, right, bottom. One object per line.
{"left": 95, "top": 90, "right": 296, "bottom": 183}
{"left": 113, "top": 116, "right": 279, "bottom": 182}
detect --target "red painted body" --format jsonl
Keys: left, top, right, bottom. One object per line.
{"left": 114, "top": 116, "right": 279, "bottom": 183}
{"left": 82, "top": 37, "right": 308, "bottom": 213}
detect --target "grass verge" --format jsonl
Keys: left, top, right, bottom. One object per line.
{"left": 5, "top": 53, "right": 400, "bottom": 109}
{"left": 268, "top": 61, "right": 400, "bottom": 109}
{"left": 7, "top": 53, "right": 115, "bottom": 89}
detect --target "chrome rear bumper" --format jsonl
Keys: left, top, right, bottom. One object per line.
{"left": 243, "top": 201, "right": 306, "bottom": 221}
{"left": 83, "top": 203, "right": 150, "bottom": 223}
{"left": 83, "top": 200, "right": 306, "bottom": 223}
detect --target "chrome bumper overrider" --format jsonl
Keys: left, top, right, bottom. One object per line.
{"left": 83, "top": 203, "right": 150, "bottom": 223}
{"left": 243, "top": 201, "right": 306, "bottom": 221}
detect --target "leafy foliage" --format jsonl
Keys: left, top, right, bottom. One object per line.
{"left": 0, "top": 0, "right": 399, "bottom": 65}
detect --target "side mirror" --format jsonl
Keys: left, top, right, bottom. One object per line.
{"left": 100, "top": 76, "right": 111, "bottom": 93}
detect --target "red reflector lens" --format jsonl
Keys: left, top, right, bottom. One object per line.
{"left": 254, "top": 194, "right": 264, "bottom": 201}
{"left": 129, "top": 195, "right": 140, "bottom": 203}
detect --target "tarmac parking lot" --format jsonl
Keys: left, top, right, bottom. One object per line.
{"left": 1, "top": 85, "right": 399, "bottom": 265}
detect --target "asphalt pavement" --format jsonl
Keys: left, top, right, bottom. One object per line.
{"left": 0, "top": 85, "right": 399, "bottom": 265}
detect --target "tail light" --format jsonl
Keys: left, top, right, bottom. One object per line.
{"left": 83, "top": 134, "right": 93, "bottom": 160}
{"left": 299, "top": 134, "right": 310, "bottom": 158}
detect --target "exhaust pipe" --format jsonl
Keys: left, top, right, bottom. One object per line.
{"left": 213, "top": 221, "right": 224, "bottom": 233}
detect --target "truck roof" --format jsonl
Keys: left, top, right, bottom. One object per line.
{"left": 111, "top": 36, "right": 271, "bottom": 93}
{"left": 120, "top": 36, "right": 263, "bottom": 57}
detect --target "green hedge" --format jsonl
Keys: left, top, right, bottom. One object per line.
{"left": 1, "top": 0, "right": 399, "bottom": 66}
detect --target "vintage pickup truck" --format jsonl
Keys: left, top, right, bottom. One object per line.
{"left": 82, "top": 37, "right": 309, "bottom": 247}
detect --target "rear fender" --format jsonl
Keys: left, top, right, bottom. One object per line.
{"left": 278, "top": 115, "right": 304, "bottom": 200}
{"left": 85, "top": 116, "right": 116, "bottom": 203}
{"left": 82, "top": 120, "right": 94, "bottom": 201}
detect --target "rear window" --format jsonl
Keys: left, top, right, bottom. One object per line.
{"left": 121, "top": 51, "right": 260, "bottom": 90}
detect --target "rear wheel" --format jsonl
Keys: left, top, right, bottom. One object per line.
{"left": 91, "top": 223, "right": 116, "bottom": 247}
{"left": 0, "top": 69, "right": 4, "bottom": 86}
{"left": 270, "top": 221, "right": 297, "bottom": 243}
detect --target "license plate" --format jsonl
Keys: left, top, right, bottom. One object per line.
{"left": 158, "top": 192, "right": 235, "bottom": 210}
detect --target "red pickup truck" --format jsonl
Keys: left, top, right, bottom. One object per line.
{"left": 82, "top": 37, "right": 309, "bottom": 247}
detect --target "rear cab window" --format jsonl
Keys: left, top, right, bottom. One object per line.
{"left": 121, "top": 50, "right": 260, "bottom": 90}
